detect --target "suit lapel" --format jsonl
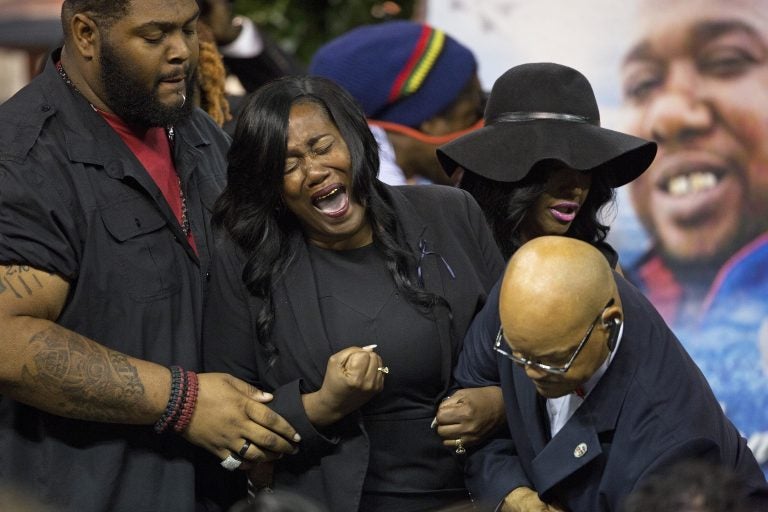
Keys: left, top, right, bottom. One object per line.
{"left": 528, "top": 313, "right": 638, "bottom": 495}
{"left": 531, "top": 413, "right": 602, "bottom": 495}
{"left": 388, "top": 187, "right": 455, "bottom": 397}
{"left": 276, "top": 235, "right": 333, "bottom": 387}
{"left": 516, "top": 369, "right": 550, "bottom": 454}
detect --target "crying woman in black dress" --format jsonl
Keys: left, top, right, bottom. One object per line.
{"left": 202, "top": 75, "right": 504, "bottom": 511}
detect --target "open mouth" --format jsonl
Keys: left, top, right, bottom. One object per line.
{"left": 659, "top": 170, "right": 722, "bottom": 197}
{"left": 312, "top": 185, "right": 349, "bottom": 217}
{"left": 549, "top": 201, "right": 580, "bottom": 223}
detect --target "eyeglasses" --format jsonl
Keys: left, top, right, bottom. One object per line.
{"left": 494, "top": 298, "right": 615, "bottom": 374}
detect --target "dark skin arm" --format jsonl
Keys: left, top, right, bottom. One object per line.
{"left": 435, "top": 386, "right": 507, "bottom": 447}
{"left": 0, "top": 264, "right": 300, "bottom": 463}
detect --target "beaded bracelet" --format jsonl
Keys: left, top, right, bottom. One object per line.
{"left": 154, "top": 366, "right": 185, "bottom": 434}
{"left": 166, "top": 369, "right": 189, "bottom": 430}
{"left": 174, "top": 370, "right": 199, "bottom": 433}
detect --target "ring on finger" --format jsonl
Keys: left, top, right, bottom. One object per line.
{"left": 455, "top": 438, "right": 466, "bottom": 455}
{"left": 377, "top": 366, "right": 389, "bottom": 374}
{"left": 220, "top": 454, "right": 243, "bottom": 471}
{"left": 238, "top": 439, "right": 252, "bottom": 459}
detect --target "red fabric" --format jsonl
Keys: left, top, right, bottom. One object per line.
{"left": 637, "top": 255, "right": 682, "bottom": 325}
{"left": 98, "top": 110, "right": 197, "bottom": 253}
{"left": 387, "top": 24, "right": 432, "bottom": 102}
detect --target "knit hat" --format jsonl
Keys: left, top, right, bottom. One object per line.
{"left": 309, "top": 20, "right": 478, "bottom": 128}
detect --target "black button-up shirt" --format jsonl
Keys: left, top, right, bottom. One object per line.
{"left": 0, "top": 50, "right": 228, "bottom": 511}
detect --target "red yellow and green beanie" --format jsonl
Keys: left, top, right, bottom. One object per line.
{"left": 309, "top": 20, "right": 478, "bottom": 128}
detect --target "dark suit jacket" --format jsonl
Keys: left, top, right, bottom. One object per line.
{"left": 203, "top": 184, "right": 505, "bottom": 511}
{"left": 456, "top": 274, "right": 768, "bottom": 512}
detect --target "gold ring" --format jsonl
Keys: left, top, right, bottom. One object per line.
{"left": 377, "top": 366, "right": 389, "bottom": 374}
{"left": 455, "top": 438, "right": 466, "bottom": 455}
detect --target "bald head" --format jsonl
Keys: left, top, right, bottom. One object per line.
{"left": 498, "top": 237, "right": 621, "bottom": 395}
{"left": 500, "top": 236, "right": 616, "bottom": 326}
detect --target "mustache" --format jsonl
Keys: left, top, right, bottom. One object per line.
{"left": 157, "top": 66, "right": 192, "bottom": 82}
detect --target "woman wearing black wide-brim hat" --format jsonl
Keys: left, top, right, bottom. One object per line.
{"left": 437, "top": 62, "right": 657, "bottom": 261}
{"left": 431, "top": 63, "right": 657, "bottom": 466}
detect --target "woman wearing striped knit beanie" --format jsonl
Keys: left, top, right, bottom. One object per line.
{"left": 310, "top": 20, "right": 484, "bottom": 186}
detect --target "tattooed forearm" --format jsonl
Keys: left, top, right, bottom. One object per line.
{"left": 1, "top": 265, "right": 43, "bottom": 299}
{"left": 20, "top": 326, "right": 147, "bottom": 423}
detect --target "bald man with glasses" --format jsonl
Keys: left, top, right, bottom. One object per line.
{"left": 455, "top": 236, "right": 767, "bottom": 512}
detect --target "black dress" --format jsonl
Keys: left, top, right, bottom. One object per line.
{"left": 308, "top": 243, "right": 469, "bottom": 511}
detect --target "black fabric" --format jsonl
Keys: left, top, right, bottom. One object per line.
{"left": 0, "top": 50, "right": 229, "bottom": 512}
{"left": 203, "top": 184, "right": 506, "bottom": 511}
{"left": 436, "top": 63, "right": 656, "bottom": 188}
{"left": 307, "top": 243, "right": 466, "bottom": 510}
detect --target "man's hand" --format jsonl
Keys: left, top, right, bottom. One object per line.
{"left": 502, "top": 487, "right": 566, "bottom": 512}
{"left": 183, "top": 373, "right": 300, "bottom": 464}
{"left": 435, "top": 386, "right": 506, "bottom": 447}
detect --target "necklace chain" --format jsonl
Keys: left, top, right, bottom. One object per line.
{"left": 56, "top": 62, "right": 191, "bottom": 238}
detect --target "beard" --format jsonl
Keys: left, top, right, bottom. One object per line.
{"left": 99, "top": 39, "right": 196, "bottom": 127}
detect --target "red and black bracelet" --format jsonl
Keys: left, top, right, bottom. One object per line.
{"left": 154, "top": 366, "right": 199, "bottom": 434}
{"left": 174, "top": 370, "right": 199, "bottom": 433}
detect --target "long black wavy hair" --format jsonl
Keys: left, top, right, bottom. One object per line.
{"left": 460, "top": 159, "right": 615, "bottom": 260}
{"left": 213, "top": 75, "right": 446, "bottom": 364}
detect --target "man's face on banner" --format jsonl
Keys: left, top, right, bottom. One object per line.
{"left": 620, "top": 0, "right": 768, "bottom": 266}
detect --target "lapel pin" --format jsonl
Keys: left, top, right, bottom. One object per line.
{"left": 573, "top": 442, "right": 588, "bottom": 458}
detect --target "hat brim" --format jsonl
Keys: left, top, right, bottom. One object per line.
{"left": 437, "top": 120, "right": 657, "bottom": 188}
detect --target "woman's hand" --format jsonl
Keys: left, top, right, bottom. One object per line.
{"left": 435, "top": 386, "right": 506, "bottom": 448}
{"left": 302, "top": 345, "right": 386, "bottom": 426}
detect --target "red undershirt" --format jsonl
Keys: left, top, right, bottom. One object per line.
{"left": 98, "top": 110, "right": 197, "bottom": 253}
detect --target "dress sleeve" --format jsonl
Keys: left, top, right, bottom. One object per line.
{"left": 202, "top": 242, "right": 341, "bottom": 451}
{"left": 202, "top": 241, "right": 260, "bottom": 383}
{"left": 453, "top": 279, "right": 503, "bottom": 387}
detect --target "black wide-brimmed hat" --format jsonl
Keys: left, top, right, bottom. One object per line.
{"left": 437, "top": 62, "right": 657, "bottom": 187}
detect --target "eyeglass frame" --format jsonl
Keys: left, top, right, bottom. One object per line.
{"left": 493, "top": 298, "right": 615, "bottom": 374}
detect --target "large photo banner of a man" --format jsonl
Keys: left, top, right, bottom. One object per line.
{"left": 427, "top": 0, "right": 768, "bottom": 474}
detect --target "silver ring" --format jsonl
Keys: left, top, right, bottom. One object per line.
{"left": 220, "top": 454, "right": 243, "bottom": 471}
{"left": 377, "top": 366, "right": 389, "bottom": 374}
{"left": 455, "top": 438, "right": 466, "bottom": 455}
{"left": 238, "top": 440, "right": 252, "bottom": 459}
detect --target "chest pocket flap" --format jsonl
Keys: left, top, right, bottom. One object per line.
{"left": 102, "top": 204, "right": 167, "bottom": 241}
{"left": 100, "top": 198, "right": 182, "bottom": 301}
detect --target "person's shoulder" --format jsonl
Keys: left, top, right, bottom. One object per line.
{"left": 392, "top": 184, "right": 478, "bottom": 224}
{"left": 0, "top": 78, "right": 55, "bottom": 163}
{"left": 393, "top": 183, "right": 470, "bottom": 204}
{"left": 212, "top": 233, "right": 249, "bottom": 269}
{"left": 179, "top": 108, "right": 232, "bottom": 149}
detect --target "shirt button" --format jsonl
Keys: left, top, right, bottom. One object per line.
{"left": 205, "top": 272, "right": 211, "bottom": 281}
{"left": 41, "top": 105, "right": 51, "bottom": 112}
